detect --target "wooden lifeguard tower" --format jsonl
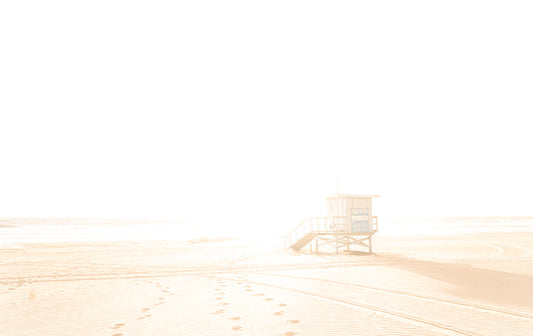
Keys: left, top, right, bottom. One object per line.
{"left": 284, "top": 194, "right": 379, "bottom": 254}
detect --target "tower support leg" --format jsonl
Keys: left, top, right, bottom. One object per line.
{"left": 369, "top": 235, "right": 373, "bottom": 254}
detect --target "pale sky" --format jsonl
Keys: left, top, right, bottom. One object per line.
{"left": 1, "top": 1, "right": 532, "bottom": 231}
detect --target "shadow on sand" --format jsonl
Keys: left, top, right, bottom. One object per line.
{"left": 376, "top": 253, "right": 533, "bottom": 310}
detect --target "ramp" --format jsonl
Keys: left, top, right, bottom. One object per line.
{"left": 288, "top": 232, "right": 315, "bottom": 251}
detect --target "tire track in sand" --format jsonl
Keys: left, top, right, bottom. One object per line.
{"left": 214, "top": 275, "right": 484, "bottom": 336}
{"left": 255, "top": 272, "right": 533, "bottom": 321}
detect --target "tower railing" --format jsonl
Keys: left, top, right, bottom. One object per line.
{"left": 372, "top": 216, "right": 379, "bottom": 232}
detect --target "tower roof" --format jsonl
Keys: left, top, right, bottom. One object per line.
{"left": 325, "top": 194, "right": 380, "bottom": 198}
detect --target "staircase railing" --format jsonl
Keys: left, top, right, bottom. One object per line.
{"left": 284, "top": 216, "right": 344, "bottom": 249}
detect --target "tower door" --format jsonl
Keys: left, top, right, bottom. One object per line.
{"left": 351, "top": 208, "right": 369, "bottom": 232}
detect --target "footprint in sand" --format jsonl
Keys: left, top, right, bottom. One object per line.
{"left": 142, "top": 308, "right": 150, "bottom": 312}
{"left": 232, "top": 325, "right": 242, "bottom": 331}
{"left": 111, "top": 323, "right": 125, "bottom": 329}
{"left": 213, "top": 309, "right": 225, "bottom": 315}
{"left": 216, "top": 297, "right": 223, "bottom": 300}
{"left": 284, "top": 331, "right": 298, "bottom": 336}
{"left": 221, "top": 302, "right": 229, "bottom": 306}
{"left": 162, "top": 289, "right": 170, "bottom": 293}
{"left": 112, "top": 333, "right": 123, "bottom": 336}
{"left": 265, "top": 298, "right": 273, "bottom": 301}
{"left": 158, "top": 297, "right": 165, "bottom": 301}
{"left": 245, "top": 289, "right": 253, "bottom": 292}
{"left": 278, "top": 303, "right": 287, "bottom": 307}
{"left": 287, "top": 320, "right": 300, "bottom": 324}
{"left": 274, "top": 311, "right": 284, "bottom": 316}
{"left": 228, "top": 316, "right": 240, "bottom": 321}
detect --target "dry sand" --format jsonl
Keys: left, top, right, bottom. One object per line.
{"left": 1, "top": 232, "right": 533, "bottom": 335}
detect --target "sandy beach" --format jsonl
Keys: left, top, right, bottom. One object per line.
{"left": 1, "top": 232, "right": 533, "bottom": 336}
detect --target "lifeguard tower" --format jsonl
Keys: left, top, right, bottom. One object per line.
{"left": 284, "top": 195, "right": 379, "bottom": 254}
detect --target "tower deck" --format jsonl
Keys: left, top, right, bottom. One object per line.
{"left": 284, "top": 215, "right": 379, "bottom": 254}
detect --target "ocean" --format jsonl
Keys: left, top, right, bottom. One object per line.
{"left": 2, "top": 216, "right": 533, "bottom": 245}
{"left": 379, "top": 216, "right": 533, "bottom": 237}
{"left": 0, "top": 218, "right": 203, "bottom": 245}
